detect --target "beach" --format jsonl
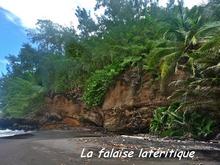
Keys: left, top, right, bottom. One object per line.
{"left": 0, "top": 128, "right": 220, "bottom": 165}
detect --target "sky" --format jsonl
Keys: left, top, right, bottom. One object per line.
{"left": 0, "top": 0, "right": 208, "bottom": 74}
{"left": 0, "top": 8, "right": 27, "bottom": 73}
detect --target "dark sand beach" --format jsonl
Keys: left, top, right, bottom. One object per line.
{"left": 0, "top": 128, "right": 220, "bottom": 165}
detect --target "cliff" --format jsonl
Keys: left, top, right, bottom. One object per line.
{"left": 2, "top": 61, "right": 219, "bottom": 137}
{"left": 34, "top": 68, "right": 168, "bottom": 133}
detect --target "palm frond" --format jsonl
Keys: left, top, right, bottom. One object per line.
{"left": 195, "top": 21, "right": 220, "bottom": 37}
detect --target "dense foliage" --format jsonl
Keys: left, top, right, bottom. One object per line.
{"left": 0, "top": 76, "right": 44, "bottom": 117}
{"left": 83, "top": 56, "right": 143, "bottom": 107}
{"left": 150, "top": 103, "right": 215, "bottom": 138}
{"left": 0, "top": 0, "right": 220, "bottom": 138}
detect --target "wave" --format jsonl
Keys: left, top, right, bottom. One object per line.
{"left": 0, "top": 129, "right": 32, "bottom": 137}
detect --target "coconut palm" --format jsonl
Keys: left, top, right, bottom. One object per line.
{"left": 146, "top": 4, "right": 220, "bottom": 93}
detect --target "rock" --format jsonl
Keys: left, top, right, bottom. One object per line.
{"left": 46, "top": 112, "right": 62, "bottom": 122}
{"left": 99, "top": 69, "right": 167, "bottom": 132}
{"left": 81, "top": 110, "right": 103, "bottom": 127}
{"left": 35, "top": 69, "right": 167, "bottom": 133}
{"left": 102, "top": 106, "right": 155, "bottom": 133}
{"left": 102, "top": 80, "right": 134, "bottom": 110}
{"left": 0, "top": 118, "right": 39, "bottom": 130}
{"left": 102, "top": 69, "right": 165, "bottom": 110}
{"left": 37, "top": 95, "right": 84, "bottom": 127}
{"left": 62, "top": 118, "right": 80, "bottom": 127}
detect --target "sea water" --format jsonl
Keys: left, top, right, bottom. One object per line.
{"left": 0, "top": 129, "right": 30, "bottom": 137}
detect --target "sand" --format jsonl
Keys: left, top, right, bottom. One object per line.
{"left": 0, "top": 128, "right": 219, "bottom": 165}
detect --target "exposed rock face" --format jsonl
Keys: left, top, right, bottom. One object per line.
{"left": 37, "top": 95, "right": 83, "bottom": 129}
{"left": 45, "top": 95, "right": 83, "bottom": 117}
{"left": 81, "top": 109, "right": 103, "bottom": 127}
{"left": 3, "top": 64, "right": 218, "bottom": 133}
{"left": 103, "top": 69, "right": 166, "bottom": 109}
{"left": 36, "top": 68, "right": 168, "bottom": 132}
{"left": 100, "top": 69, "right": 167, "bottom": 132}
{"left": 102, "top": 80, "right": 134, "bottom": 110}
{"left": 34, "top": 93, "right": 105, "bottom": 129}
{"left": 102, "top": 103, "right": 165, "bottom": 132}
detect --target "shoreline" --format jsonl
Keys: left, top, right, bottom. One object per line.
{"left": 0, "top": 128, "right": 219, "bottom": 165}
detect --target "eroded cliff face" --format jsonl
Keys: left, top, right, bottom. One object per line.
{"left": 37, "top": 68, "right": 168, "bottom": 132}
{"left": 100, "top": 69, "right": 167, "bottom": 132}
{"left": 37, "top": 95, "right": 82, "bottom": 129}
{"left": 35, "top": 92, "right": 103, "bottom": 129}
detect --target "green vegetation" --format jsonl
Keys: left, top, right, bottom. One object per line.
{"left": 0, "top": 77, "right": 45, "bottom": 117}
{"left": 150, "top": 103, "right": 215, "bottom": 138}
{"left": 83, "top": 62, "right": 124, "bottom": 107}
{"left": 0, "top": 0, "right": 220, "bottom": 138}
{"left": 83, "top": 56, "right": 143, "bottom": 107}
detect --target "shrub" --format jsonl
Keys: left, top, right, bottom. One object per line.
{"left": 83, "top": 56, "right": 143, "bottom": 107}
{"left": 150, "top": 103, "right": 215, "bottom": 139}
{"left": 0, "top": 77, "right": 45, "bottom": 117}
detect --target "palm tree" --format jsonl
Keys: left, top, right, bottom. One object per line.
{"left": 146, "top": 4, "right": 220, "bottom": 94}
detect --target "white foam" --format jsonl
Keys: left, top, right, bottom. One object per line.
{"left": 0, "top": 129, "right": 32, "bottom": 137}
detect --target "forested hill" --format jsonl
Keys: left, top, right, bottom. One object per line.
{"left": 0, "top": 0, "right": 220, "bottom": 139}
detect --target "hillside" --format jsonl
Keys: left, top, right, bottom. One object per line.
{"left": 0, "top": 0, "right": 220, "bottom": 140}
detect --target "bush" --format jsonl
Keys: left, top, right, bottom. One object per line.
{"left": 150, "top": 103, "right": 215, "bottom": 139}
{"left": 83, "top": 56, "right": 143, "bottom": 107}
{"left": 0, "top": 77, "right": 45, "bottom": 117}
{"left": 39, "top": 55, "right": 89, "bottom": 93}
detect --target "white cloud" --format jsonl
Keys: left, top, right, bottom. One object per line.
{"left": 159, "top": 0, "right": 208, "bottom": 8}
{"left": 0, "top": 0, "right": 96, "bottom": 28}
{"left": 3, "top": 11, "right": 20, "bottom": 25}
{"left": 0, "top": 0, "right": 208, "bottom": 29}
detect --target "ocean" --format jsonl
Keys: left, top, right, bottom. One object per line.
{"left": 0, "top": 129, "right": 30, "bottom": 138}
